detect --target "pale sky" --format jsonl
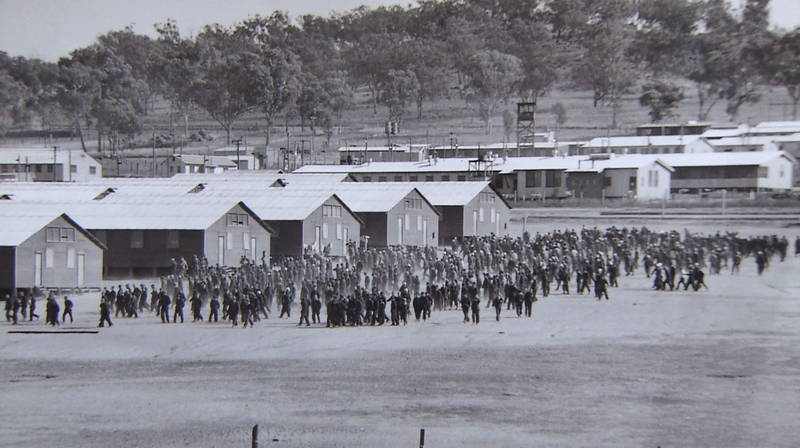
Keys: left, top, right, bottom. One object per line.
{"left": 0, "top": 0, "right": 798, "bottom": 62}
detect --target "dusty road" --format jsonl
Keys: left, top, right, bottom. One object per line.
{"left": 1, "top": 227, "right": 799, "bottom": 447}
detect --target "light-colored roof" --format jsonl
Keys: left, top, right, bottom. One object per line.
{"left": 338, "top": 146, "right": 411, "bottom": 153}
{"left": 0, "top": 198, "right": 254, "bottom": 230}
{"left": 0, "top": 183, "right": 110, "bottom": 202}
{"left": 708, "top": 136, "right": 784, "bottom": 147}
{"left": 585, "top": 135, "right": 705, "bottom": 148}
{"left": 175, "top": 154, "right": 237, "bottom": 167}
{"left": 185, "top": 188, "right": 343, "bottom": 221}
{"left": 293, "top": 156, "right": 587, "bottom": 175}
{"left": 567, "top": 155, "right": 674, "bottom": 173}
{"left": 0, "top": 147, "right": 100, "bottom": 165}
{"left": 281, "top": 183, "right": 423, "bottom": 213}
{"left": 0, "top": 211, "right": 65, "bottom": 246}
{"left": 701, "top": 127, "right": 747, "bottom": 139}
{"left": 755, "top": 121, "right": 800, "bottom": 129}
{"left": 293, "top": 158, "right": 499, "bottom": 174}
{"left": 428, "top": 142, "right": 558, "bottom": 151}
{"left": 657, "top": 151, "right": 795, "bottom": 167}
{"left": 497, "top": 156, "right": 584, "bottom": 174}
{"left": 390, "top": 181, "right": 491, "bottom": 206}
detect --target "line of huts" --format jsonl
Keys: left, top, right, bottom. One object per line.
{"left": 295, "top": 152, "right": 796, "bottom": 199}
{"left": 0, "top": 173, "right": 510, "bottom": 294}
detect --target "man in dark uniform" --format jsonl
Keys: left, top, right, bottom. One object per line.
{"left": 460, "top": 292, "right": 470, "bottom": 323}
{"left": 98, "top": 298, "right": 113, "bottom": 327}
{"left": 208, "top": 296, "right": 220, "bottom": 322}
{"left": 470, "top": 294, "right": 480, "bottom": 324}
{"left": 158, "top": 290, "right": 171, "bottom": 323}
{"left": 6, "top": 294, "right": 18, "bottom": 324}
{"left": 492, "top": 295, "right": 503, "bottom": 321}
{"left": 173, "top": 291, "right": 185, "bottom": 323}
{"left": 241, "top": 298, "right": 254, "bottom": 328}
{"left": 62, "top": 296, "right": 74, "bottom": 323}
{"left": 29, "top": 294, "right": 39, "bottom": 321}
{"left": 412, "top": 294, "right": 424, "bottom": 321}
{"left": 523, "top": 290, "right": 536, "bottom": 318}
{"left": 280, "top": 287, "right": 292, "bottom": 318}
{"left": 594, "top": 270, "right": 610, "bottom": 301}
{"left": 298, "top": 295, "right": 310, "bottom": 327}
{"left": 190, "top": 292, "right": 203, "bottom": 322}
{"left": 46, "top": 296, "right": 60, "bottom": 326}
{"left": 311, "top": 289, "right": 322, "bottom": 324}
{"left": 228, "top": 299, "right": 240, "bottom": 327}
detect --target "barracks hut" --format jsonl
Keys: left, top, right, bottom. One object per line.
{"left": 0, "top": 208, "right": 104, "bottom": 295}
{"left": 398, "top": 182, "right": 511, "bottom": 245}
{"left": 63, "top": 200, "right": 272, "bottom": 278}
{"left": 285, "top": 184, "right": 440, "bottom": 248}
{"left": 191, "top": 189, "right": 362, "bottom": 257}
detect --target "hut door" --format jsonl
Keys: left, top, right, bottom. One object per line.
{"left": 217, "top": 235, "right": 225, "bottom": 266}
{"left": 250, "top": 237, "right": 257, "bottom": 261}
{"left": 472, "top": 210, "right": 478, "bottom": 235}
{"left": 495, "top": 212, "right": 500, "bottom": 234}
{"left": 77, "top": 254, "right": 85, "bottom": 287}
{"left": 423, "top": 220, "right": 428, "bottom": 247}
{"left": 343, "top": 227, "right": 349, "bottom": 256}
{"left": 315, "top": 226, "right": 321, "bottom": 252}
{"left": 34, "top": 252, "right": 43, "bottom": 286}
{"left": 397, "top": 217, "right": 403, "bottom": 245}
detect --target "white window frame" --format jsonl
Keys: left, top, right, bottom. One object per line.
{"left": 45, "top": 247, "right": 54, "bottom": 268}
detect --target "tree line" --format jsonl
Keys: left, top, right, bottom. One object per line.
{"left": 1, "top": 0, "right": 799, "bottom": 152}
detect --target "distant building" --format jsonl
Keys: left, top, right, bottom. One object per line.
{"left": 0, "top": 209, "right": 104, "bottom": 294}
{"left": 212, "top": 145, "right": 263, "bottom": 170}
{"left": 576, "top": 135, "right": 715, "bottom": 155}
{"left": 566, "top": 155, "right": 673, "bottom": 200}
{"left": 165, "top": 154, "right": 238, "bottom": 175}
{"left": 636, "top": 123, "right": 715, "bottom": 136}
{"left": 659, "top": 151, "right": 796, "bottom": 192}
{"left": 0, "top": 147, "right": 102, "bottom": 182}
{"left": 338, "top": 145, "right": 421, "bottom": 164}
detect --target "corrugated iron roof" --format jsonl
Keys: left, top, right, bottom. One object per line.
{"left": 0, "top": 147, "right": 100, "bottom": 165}
{"left": 0, "top": 183, "right": 110, "bottom": 202}
{"left": 175, "top": 154, "right": 237, "bottom": 167}
{"left": 657, "top": 151, "right": 794, "bottom": 167}
{"left": 566, "top": 155, "right": 674, "bottom": 173}
{"left": 585, "top": 135, "right": 705, "bottom": 148}
{"left": 0, "top": 211, "right": 65, "bottom": 246}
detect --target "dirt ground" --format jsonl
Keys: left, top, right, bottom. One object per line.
{"left": 2, "top": 218, "right": 799, "bottom": 448}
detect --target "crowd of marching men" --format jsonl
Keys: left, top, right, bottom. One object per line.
{"left": 5, "top": 228, "right": 797, "bottom": 328}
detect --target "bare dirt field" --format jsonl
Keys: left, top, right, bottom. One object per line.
{"left": 2, "top": 217, "right": 799, "bottom": 448}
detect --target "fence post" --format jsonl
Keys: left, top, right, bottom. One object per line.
{"left": 419, "top": 428, "right": 425, "bottom": 447}
{"left": 251, "top": 425, "right": 258, "bottom": 448}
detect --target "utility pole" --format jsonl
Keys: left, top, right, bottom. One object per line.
{"left": 152, "top": 127, "right": 157, "bottom": 177}
{"left": 52, "top": 145, "right": 58, "bottom": 182}
{"left": 233, "top": 138, "right": 243, "bottom": 170}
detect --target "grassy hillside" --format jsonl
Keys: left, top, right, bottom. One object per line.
{"left": 4, "top": 79, "right": 796, "bottom": 167}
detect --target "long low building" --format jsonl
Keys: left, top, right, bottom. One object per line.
{"left": 566, "top": 155, "right": 673, "bottom": 200}
{"left": 0, "top": 147, "right": 103, "bottom": 182}
{"left": 658, "top": 151, "right": 795, "bottom": 192}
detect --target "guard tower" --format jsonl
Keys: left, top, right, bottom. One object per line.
{"left": 516, "top": 102, "right": 536, "bottom": 157}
